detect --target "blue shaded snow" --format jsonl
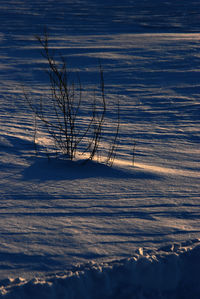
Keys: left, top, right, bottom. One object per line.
{"left": 1, "top": 241, "right": 200, "bottom": 299}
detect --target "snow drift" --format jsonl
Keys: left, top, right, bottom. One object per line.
{"left": 1, "top": 241, "right": 200, "bottom": 299}
{"left": 0, "top": 0, "right": 200, "bottom": 297}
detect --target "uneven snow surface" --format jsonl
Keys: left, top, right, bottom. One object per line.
{"left": 0, "top": 0, "right": 200, "bottom": 298}
{"left": 1, "top": 240, "right": 200, "bottom": 299}
{"left": 1, "top": 241, "right": 200, "bottom": 299}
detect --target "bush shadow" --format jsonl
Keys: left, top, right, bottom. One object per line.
{"left": 22, "top": 156, "right": 161, "bottom": 181}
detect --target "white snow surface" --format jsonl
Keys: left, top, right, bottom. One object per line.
{"left": 0, "top": 0, "right": 200, "bottom": 298}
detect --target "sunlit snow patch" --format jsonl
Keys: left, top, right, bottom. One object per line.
{"left": 114, "top": 158, "right": 200, "bottom": 178}
{"left": 134, "top": 162, "right": 200, "bottom": 178}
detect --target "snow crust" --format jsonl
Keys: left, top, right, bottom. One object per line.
{"left": 1, "top": 241, "right": 200, "bottom": 299}
{"left": 0, "top": 0, "right": 200, "bottom": 297}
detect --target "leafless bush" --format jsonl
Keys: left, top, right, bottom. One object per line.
{"left": 24, "top": 32, "right": 120, "bottom": 166}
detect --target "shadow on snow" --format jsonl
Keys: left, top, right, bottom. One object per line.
{"left": 22, "top": 157, "right": 161, "bottom": 181}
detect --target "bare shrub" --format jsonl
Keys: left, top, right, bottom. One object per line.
{"left": 24, "top": 32, "right": 120, "bottom": 166}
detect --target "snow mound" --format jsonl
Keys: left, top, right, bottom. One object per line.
{"left": 1, "top": 241, "right": 200, "bottom": 299}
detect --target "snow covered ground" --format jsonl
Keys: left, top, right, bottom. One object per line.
{"left": 1, "top": 242, "right": 200, "bottom": 299}
{"left": 0, "top": 0, "right": 200, "bottom": 298}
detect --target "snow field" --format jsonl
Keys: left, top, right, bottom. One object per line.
{"left": 0, "top": 0, "right": 200, "bottom": 297}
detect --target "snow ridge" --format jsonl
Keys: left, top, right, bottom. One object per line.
{"left": 1, "top": 241, "right": 200, "bottom": 299}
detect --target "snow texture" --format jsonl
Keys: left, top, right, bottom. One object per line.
{"left": 1, "top": 241, "right": 200, "bottom": 298}
{"left": 0, "top": 0, "right": 200, "bottom": 298}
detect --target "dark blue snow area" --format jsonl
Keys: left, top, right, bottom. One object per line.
{"left": 0, "top": 0, "right": 200, "bottom": 37}
{"left": 1, "top": 242, "right": 200, "bottom": 299}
